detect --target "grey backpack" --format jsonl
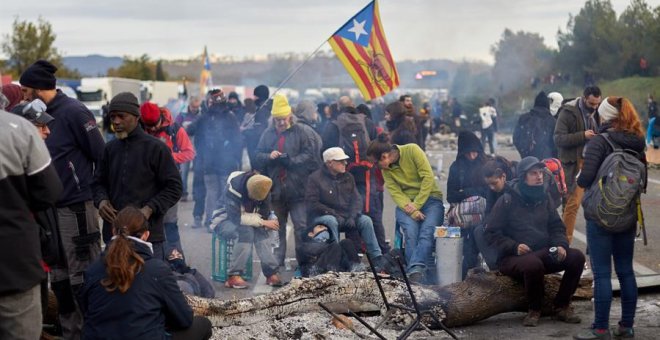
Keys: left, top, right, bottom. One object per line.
{"left": 582, "top": 133, "right": 646, "bottom": 232}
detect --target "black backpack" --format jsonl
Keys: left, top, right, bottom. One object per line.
{"left": 513, "top": 113, "right": 548, "bottom": 158}
{"left": 34, "top": 208, "right": 62, "bottom": 267}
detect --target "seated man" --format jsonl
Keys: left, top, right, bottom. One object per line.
{"left": 298, "top": 223, "right": 362, "bottom": 277}
{"left": 304, "top": 147, "right": 384, "bottom": 266}
{"left": 485, "top": 156, "right": 585, "bottom": 327}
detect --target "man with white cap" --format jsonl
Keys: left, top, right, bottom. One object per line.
{"left": 304, "top": 147, "right": 384, "bottom": 265}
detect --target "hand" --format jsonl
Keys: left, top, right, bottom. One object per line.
{"left": 404, "top": 203, "right": 417, "bottom": 214}
{"left": 261, "top": 219, "right": 280, "bottom": 231}
{"left": 98, "top": 200, "right": 117, "bottom": 223}
{"left": 269, "top": 150, "right": 282, "bottom": 159}
{"left": 584, "top": 130, "right": 596, "bottom": 139}
{"left": 344, "top": 218, "right": 356, "bottom": 229}
{"left": 140, "top": 206, "right": 153, "bottom": 220}
{"left": 557, "top": 246, "right": 567, "bottom": 262}
{"left": 517, "top": 244, "right": 531, "bottom": 255}
{"left": 411, "top": 210, "right": 426, "bottom": 221}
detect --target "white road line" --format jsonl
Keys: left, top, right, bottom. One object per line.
{"left": 572, "top": 230, "right": 656, "bottom": 275}
{"left": 648, "top": 178, "right": 660, "bottom": 185}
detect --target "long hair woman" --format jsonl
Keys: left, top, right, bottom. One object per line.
{"left": 79, "top": 207, "right": 212, "bottom": 340}
{"left": 366, "top": 134, "right": 444, "bottom": 283}
{"left": 574, "top": 97, "right": 646, "bottom": 340}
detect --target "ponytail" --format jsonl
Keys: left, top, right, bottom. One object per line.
{"left": 101, "top": 207, "right": 147, "bottom": 293}
{"left": 609, "top": 96, "right": 645, "bottom": 138}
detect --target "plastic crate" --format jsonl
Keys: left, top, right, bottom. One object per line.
{"left": 211, "top": 233, "right": 253, "bottom": 282}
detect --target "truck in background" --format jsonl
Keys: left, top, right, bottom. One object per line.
{"left": 76, "top": 77, "right": 142, "bottom": 124}
{"left": 141, "top": 81, "right": 180, "bottom": 106}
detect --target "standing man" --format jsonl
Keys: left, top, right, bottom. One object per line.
{"left": 479, "top": 99, "right": 498, "bottom": 155}
{"left": 244, "top": 85, "right": 272, "bottom": 168}
{"left": 175, "top": 95, "right": 203, "bottom": 202}
{"left": 92, "top": 92, "right": 182, "bottom": 261}
{"left": 554, "top": 86, "right": 601, "bottom": 243}
{"left": 255, "top": 94, "right": 320, "bottom": 267}
{"left": 141, "top": 102, "right": 195, "bottom": 254}
{"left": 0, "top": 108, "right": 62, "bottom": 340}
{"left": 20, "top": 60, "right": 105, "bottom": 339}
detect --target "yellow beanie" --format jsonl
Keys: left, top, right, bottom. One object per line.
{"left": 246, "top": 175, "right": 273, "bottom": 201}
{"left": 271, "top": 94, "right": 291, "bottom": 118}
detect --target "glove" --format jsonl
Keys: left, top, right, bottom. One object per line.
{"left": 218, "top": 220, "right": 238, "bottom": 240}
{"left": 344, "top": 218, "right": 356, "bottom": 230}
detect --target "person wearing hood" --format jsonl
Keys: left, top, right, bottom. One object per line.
{"left": 548, "top": 92, "right": 564, "bottom": 119}
{"left": 295, "top": 100, "right": 324, "bottom": 159}
{"left": 186, "top": 89, "right": 242, "bottom": 232}
{"left": 554, "top": 86, "right": 602, "bottom": 244}
{"left": 447, "top": 130, "right": 489, "bottom": 278}
{"left": 573, "top": 97, "right": 646, "bottom": 340}
{"left": 141, "top": 102, "right": 195, "bottom": 255}
{"left": 513, "top": 91, "right": 558, "bottom": 159}
{"left": 243, "top": 85, "right": 272, "bottom": 167}
{"left": 227, "top": 91, "right": 245, "bottom": 123}
{"left": 1, "top": 83, "right": 24, "bottom": 111}
{"left": 79, "top": 207, "right": 212, "bottom": 340}
{"left": 485, "top": 157, "right": 585, "bottom": 328}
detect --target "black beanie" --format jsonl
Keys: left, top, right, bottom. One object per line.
{"left": 533, "top": 91, "right": 549, "bottom": 109}
{"left": 19, "top": 60, "right": 58, "bottom": 90}
{"left": 254, "top": 85, "right": 269, "bottom": 100}
{"left": 108, "top": 92, "right": 140, "bottom": 116}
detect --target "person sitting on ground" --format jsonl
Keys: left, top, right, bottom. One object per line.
{"left": 485, "top": 156, "right": 585, "bottom": 327}
{"left": 167, "top": 248, "right": 215, "bottom": 298}
{"left": 78, "top": 207, "right": 212, "bottom": 340}
{"left": 304, "top": 147, "right": 385, "bottom": 269}
{"left": 298, "top": 223, "right": 362, "bottom": 277}
{"left": 366, "top": 134, "right": 444, "bottom": 283}
{"left": 213, "top": 171, "right": 282, "bottom": 289}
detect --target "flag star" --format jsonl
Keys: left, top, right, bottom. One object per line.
{"left": 348, "top": 19, "right": 367, "bottom": 41}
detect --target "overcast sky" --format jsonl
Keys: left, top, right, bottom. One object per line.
{"left": 2, "top": 0, "right": 654, "bottom": 63}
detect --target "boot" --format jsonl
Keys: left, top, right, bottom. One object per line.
{"left": 522, "top": 310, "right": 541, "bottom": 327}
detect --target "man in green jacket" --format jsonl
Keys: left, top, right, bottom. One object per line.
{"left": 553, "top": 86, "right": 602, "bottom": 243}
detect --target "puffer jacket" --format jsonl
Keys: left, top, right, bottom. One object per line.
{"left": 304, "top": 166, "right": 362, "bottom": 224}
{"left": 224, "top": 171, "right": 271, "bottom": 228}
{"left": 485, "top": 179, "right": 569, "bottom": 262}
{"left": 255, "top": 123, "right": 320, "bottom": 202}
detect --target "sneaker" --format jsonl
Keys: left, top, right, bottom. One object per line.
{"left": 612, "top": 323, "right": 634, "bottom": 338}
{"left": 225, "top": 275, "right": 248, "bottom": 289}
{"left": 192, "top": 216, "right": 203, "bottom": 229}
{"left": 266, "top": 274, "right": 283, "bottom": 287}
{"left": 407, "top": 271, "right": 424, "bottom": 283}
{"left": 554, "top": 306, "right": 582, "bottom": 323}
{"left": 574, "top": 328, "right": 611, "bottom": 339}
{"left": 522, "top": 310, "right": 541, "bottom": 327}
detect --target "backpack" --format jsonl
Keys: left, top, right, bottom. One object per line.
{"left": 542, "top": 158, "right": 567, "bottom": 208}
{"left": 582, "top": 133, "right": 646, "bottom": 232}
{"left": 165, "top": 122, "right": 182, "bottom": 153}
{"left": 34, "top": 207, "right": 62, "bottom": 267}
{"left": 513, "top": 113, "right": 548, "bottom": 158}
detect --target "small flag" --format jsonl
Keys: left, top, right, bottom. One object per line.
{"left": 199, "top": 46, "right": 213, "bottom": 96}
{"left": 328, "top": 0, "right": 399, "bottom": 100}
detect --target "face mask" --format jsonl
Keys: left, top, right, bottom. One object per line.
{"left": 313, "top": 230, "right": 330, "bottom": 243}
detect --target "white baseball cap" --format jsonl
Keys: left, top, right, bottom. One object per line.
{"left": 323, "top": 147, "right": 350, "bottom": 163}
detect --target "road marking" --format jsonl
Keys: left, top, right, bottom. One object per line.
{"left": 648, "top": 178, "right": 660, "bottom": 185}
{"left": 572, "top": 230, "right": 656, "bottom": 275}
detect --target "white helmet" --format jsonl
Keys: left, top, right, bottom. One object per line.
{"left": 547, "top": 92, "right": 564, "bottom": 116}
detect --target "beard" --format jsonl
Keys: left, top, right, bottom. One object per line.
{"left": 115, "top": 131, "right": 129, "bottom": 139}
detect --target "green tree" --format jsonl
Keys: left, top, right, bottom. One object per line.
{"left": 618, "top": 0, "right": 660, "bottom": 76}
{"left": 107, "top": 54, "right": 155, "bottom": 80}
{"left": 1, "top": 17, "right": 80, "bottom": 79}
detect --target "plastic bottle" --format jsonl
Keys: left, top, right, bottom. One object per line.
{"left": 268, "top": 210, "right": 279, "bottom": 249}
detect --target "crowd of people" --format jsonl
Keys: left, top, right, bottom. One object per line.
{"left": 0, "top": 58, "right": 650, "bottom": 340}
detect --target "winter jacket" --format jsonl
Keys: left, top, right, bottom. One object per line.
{"left": 0, "top": 111, "right": 62, "bottom": 295}
{"left": 554, "top": 98, "right": 596, "bottom": 191}
{"left": 577, "top": 124, "right": 647, "bottom": 190}
{"left": 45, "top": 90, "right": 105, "bottom": 207}
{"left": 305, "top": 166, "right": 362, "bottom": 225}
{"left": 79, "top": 239, "right": 193, "bottom": 339}
{"left": 186, "top": 104, "right": 242, "bottom": 175}
{"left": 255, "top": 123, "right": 320, "bottom": 202}
{"left": 145, "top": 107, "right": 195, "bottom": 165}
{"left": 381, "top": 144, "right": 443, "bottom": 210}
{"left": 174, "top": 107, "right": 201, "bottom": 130}
{"left": 485, "top": 180, "right": 569, "bottom": 262}
{"left": 92, "top": 127, "right": 182, "bottom": 243}
{"left": 513, "top": 106, "right": 557, "bottom": 159}
{"left": 243, "top": 99, "right": 272, "bottom": 154}
{"left": 447, "top": 131, "right": 488, "bottom": 203}
{"left": 225, "top": 171, "right": 271, "bottom": 229}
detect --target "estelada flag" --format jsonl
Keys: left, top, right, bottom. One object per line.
{"left": 199, "top": 46, "right": 213, "bottom": 96}
{"left": 328, "top": 0, "right": 399, "bottom": 100}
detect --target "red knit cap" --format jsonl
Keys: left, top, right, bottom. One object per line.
{"left": 140, "top": 102, "right": 161, "bottom": 126}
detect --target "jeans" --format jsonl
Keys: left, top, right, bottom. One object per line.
{"left": 498, "top": 247, "right": 585, "bottom": 311}
{"left": 313, "top": 215, "right": 383, "bottom": 259}
{"left": 481, "top": 126, "right": 495, "bottom": 154}
{"left": 229, "top": 223, "right": 279, "bottom": 277}
{"left": 586, "top": 220, "right": 638, "bottom": 329}
{"left": 271, "top": 200, "right": 307, "bottom": 267}
{"left": 180, "top": 161, "right": 191, "bottom": 195}
{"left": 461, "top": 225, "right": 480, "bottom": 279}
{"left": 0, "top": 284, "right": 41, "bottom": 340}
{"left": 357, "top": 180, "right": 389, "bottom": 254}
{"left": 395, "top": 197, "right": 444, "bottom": 273}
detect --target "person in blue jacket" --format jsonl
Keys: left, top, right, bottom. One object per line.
{"left": 78, "top": 207, "right": 212, "bottom": 340}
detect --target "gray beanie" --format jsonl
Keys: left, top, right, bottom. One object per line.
{"left": 108, "top": 92, "right": 140, "bottom": 116}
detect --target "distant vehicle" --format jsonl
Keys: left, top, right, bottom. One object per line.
{"left": 76, "top": 77, "right": 142, "bottom": 125}
{"left": 57, "top": 85, "right": 78, "bottom": 99}
{"left": 141, "top": 81, "right": 180, "bottom": 106}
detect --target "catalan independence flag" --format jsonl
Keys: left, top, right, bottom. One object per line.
{"left": 328, "top": 0, "right": 399, "bottom": 100}
{"left": 199, "top": 46, "right": 213, "bottom": 96}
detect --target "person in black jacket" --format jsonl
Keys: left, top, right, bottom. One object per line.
{"left": 574, "top": 97, "right": 646, "bottom": 340}
{"left": 384, "top": 101, "right": 417, "bottom": 145}
{"left": 513, "top": 91, "right": 558, "bottom": 159}
{"left": 486, "top": 157, "right": 585, "bottom": 327}
{"left": 447, "top": 130, "right": 489, "bottom": 278}
{"left": 20, "top": 60, "right": 105, "bottom": 339}
{"left": 92, "top": 92, "right": 183, "bottom": 261}
{"left": 79, "top": 207, "right": 211, "bottom": 340}
{"left": 0, "top": 109, "right": 62, "bottom": 340}
{"left": 243, "top": 85, "right": 272, "bottom": 167}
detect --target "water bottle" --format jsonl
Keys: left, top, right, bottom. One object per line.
{"left": 268, "top": 210, "right": 279, "bottom": 249}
